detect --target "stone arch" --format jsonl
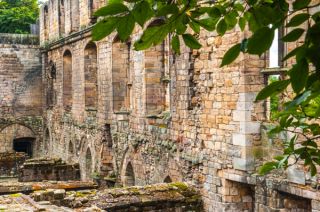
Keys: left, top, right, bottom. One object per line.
{"left": 63, "top": 50, "right": 72, "bottom": 111}
{"left": 144, "top": 20, "right": 166, "bottom": 115}
{"left": 85, "top": 147, "right": 93, "bottom": 180}
{"left": 0, "top": 124, "right": 36, "bottom": 156}
{"left": 84, "top": 42, "right": 98, "bottom": 109}
{"left": 124, "top": 162, "right": 135, "bottom": 186}
{"left": 164, "top": 175, "right": 172, "bottom": 183}
{"left": 112, "top": 36, "right": 131, "bottom": 112}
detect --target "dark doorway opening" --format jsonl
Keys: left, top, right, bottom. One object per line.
{"left": 13, "top": 137, "right": 34, "bottom": 157}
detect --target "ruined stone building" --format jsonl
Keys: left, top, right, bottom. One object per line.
{"left": 1, "top": 0, "right": 320, "bottom": 211}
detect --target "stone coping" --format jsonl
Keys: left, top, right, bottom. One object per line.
{"left": 223, "top": 169, "right": 320, "bottom": 201}
{"left": 0, "top": 181, "right": 97, "bottom": 194}
{"left": 0, "top": 33, "right": 39, "bottom": 45}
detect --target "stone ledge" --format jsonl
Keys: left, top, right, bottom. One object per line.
{"left": 0, "top": 181, "right": 97, "bottom": 194}
{"left": 89, "top": 182, "right": 202, "bottom": 211}
{"left": 223, "top": 169, "right": 320, "bottom": 201}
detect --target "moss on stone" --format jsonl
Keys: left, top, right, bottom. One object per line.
{"left": 9, "top": 193, "right": 22, "bottom": 197}
{"left": 169, "top": 182, "right": 188, "bottom": 191}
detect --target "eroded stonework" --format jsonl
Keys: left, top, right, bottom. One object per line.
{"left": 1, "top": 0, "right": 320, "bottom": 211}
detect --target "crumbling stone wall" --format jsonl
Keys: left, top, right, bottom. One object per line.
{"left": 18, "top": 157, "right": 80, "bottom": 182}
{"left": 0, "top": 37, "right": 43, "bottom": 158}
{"left": 30, "top": 182, "right": 203, "bottom": 211}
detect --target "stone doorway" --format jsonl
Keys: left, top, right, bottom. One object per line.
{"left": 13, "top": 137, "right": 34, "bottom": 157}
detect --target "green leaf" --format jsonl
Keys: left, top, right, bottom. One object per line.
{"left": 171, "top": 35, "right": 180, "bottom": 54}
{"left": 289, "top": 60, "right": 309, "bottom": 93}
{"left": 293, "top": 0, "right": 311, "bottom": 10}
{"left": 208, "top": 7, "right": 221, "bottom": 18}
{"left": 217, "top": 18, "right": 227, "bottom": 35}
{"left": 189, "top": 21, "right": 200, "bottom": 34}
{"left": 134, "top": 23, "right": 171, "bottom": 50}
{"left": 259, "top": 161, "right": 278, "bottom": 175}
{"left": 286, "top": 13, "right": 309, "bottom": 27}
{"left": 132, "top": 1, "right": 153, "bottom": 26}
{"left": 182, "top": 34, "right": 202, "bottom": 49}
{"left": 238, "top": 17, "right": 246, "bottom": 31}
{"left": 255, "top": 79, "right": 290, "bottom": 101}
{"left": 94, "top": 3, "right": 128, "bottom": 17}
{"left": 282, "top": 28, "right": 305, "bottom": 42}
{"left": 117, "top": 13, "right": 135, "bottom": 41}
{"left": 92, "top": 18, "right": 118, "bottom": 41}
{"left": 282, "top": 45, "right": 306, "bottom": 61}
{"left": 109, "top": 0, "right": 123, "bottom": 3}
{"left": 220, "top": 43, "right": 241, "bottom": 67}
{"left": 157, "top": 4, "right": 179, "bottom": 17}
{"left": 225, "top": 11, "right": 238, "bottom": 28}
{"left": 247, "top": 26, "right": 274, "bottom": 55}
{"left": 310, "top": 162, "right": 317, "bottom": 176}
{"left": 197, "top": 18, "right": 218, "bottom": 31}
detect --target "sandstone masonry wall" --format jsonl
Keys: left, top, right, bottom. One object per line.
{"left": 39, "top": 0, "right": 320, "bottom": 211}
{"left": 0, "top": 36, "right": 43, "bottom": 158}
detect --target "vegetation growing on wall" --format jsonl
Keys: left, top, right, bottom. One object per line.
{"left": 92, "top": 0, "right": 320, "bottom": 176}
{"left": 0, "top": 0, "right": 39, "bottom": 33}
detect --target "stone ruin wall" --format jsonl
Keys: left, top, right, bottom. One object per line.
{"left": 0, "top": 36, "right": 43, "bottom": 177}
{"left": 38, "top": 0, "right": 320, "bottom": 211}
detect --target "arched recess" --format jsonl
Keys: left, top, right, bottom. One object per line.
{"left": 0, "top": 124, "right": 36, "bottom": 157}
{"left": 124, "top": 162, "right": 135, "bottom": 186}
{"left": 43, "top": 5, "right": 49, "bottom": 40}
{"left": 85, "top": 147, "right": 93, "bottom": 179}
{"left": 112, "top": 36, "right": 130, "bottom": 112}
{"left": 43, "top": 128, "right": 50, "bottom": 153}
{"left": 59, "top": 0, "right": 65, "bottom": 35}
{"left": 68, "top": 141, "right": 74, "bottom": 163}
{"left": 71, "top": 0, "right": 79, "bottom": 32}
{"left": 88, "top": 0, "right": 97, "bottom": 23}
{"left": 164, "top": 176, "right": 172, "bottom": 183}
{"left": 84, "top": 42, "right": 98, "bottom": 109}
{"left": 63, "top": 50, "right": 72, "bottom": 111}
{"left": 144, "top": 20, "right": 166, "bottom": 115}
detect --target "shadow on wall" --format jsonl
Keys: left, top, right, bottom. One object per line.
{"left": 0, "top": 124, "right": 36, "bottom": 156}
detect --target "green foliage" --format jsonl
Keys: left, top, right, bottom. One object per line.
{"left": 0, "top": 0, "right": 39, "bottom": 33}
{"left": 92, "top": 0, "right": 320, "bottom": 176}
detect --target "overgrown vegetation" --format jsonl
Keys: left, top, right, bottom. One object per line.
{"left": 91, "top": 0, "right": 320, "bottom": 177}
{"left": 0, "top": 0, "right": 39, "bottom": 33}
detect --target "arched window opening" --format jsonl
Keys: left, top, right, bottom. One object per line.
{"left": 164, "top": 176, "right": 172, "bottom": 183}
{"left": 112, "top": 36, "right": 130, "bottom": 112}
{"left": 44, "top": 128, "right": 50, "bottom": 153}
{"left": 145, "top": 42, "right": 165, "bottom": 115}
{"left": 46, "top": 60, "right": 56, "bottom": 108}
{"left": 269, "top": 27, "right": 284, "bottom": 68}
{"left": 88, "top": 0, "right": 97, "bottom": 24}
{"left": 68, "top": 141, "right": 74, "bottom": 162}
{"left": 85, "top": 148, "right": 93, "bottom": 179}
{"left": 59, "top": 0, "right": 65, "bottom": 35}
{"left": 71, "top": 0, "right": 79, "bottom": 32}
{"left": 84, "top": 42, "right": 98, "bottom": 109}
{"left": 13, "top": 137, "right": 35, "bottom": 157}
{"left": 63, "top": 50, "right": 72, "bottom": 111}
{"left": 43, "top": 5, "right": 49, "bottom": 40}
{"left": 124, "top": 162, "right": 135, "bottom": 186}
